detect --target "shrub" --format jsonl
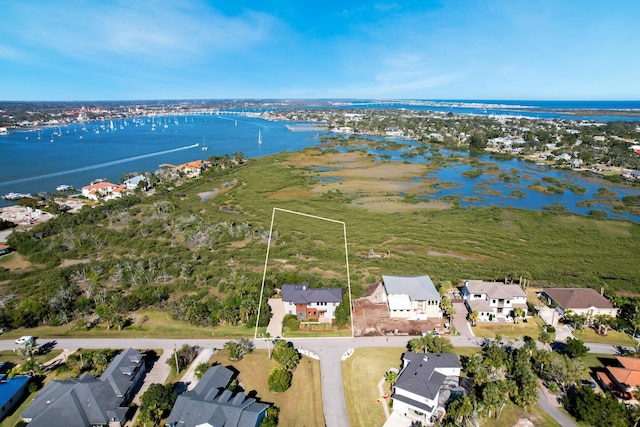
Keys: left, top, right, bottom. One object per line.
{"left": 283, "top": 314, "right": 300, "bottom": 331}
{"left": 268, "top": 366, "right": 292, "bottom": 393}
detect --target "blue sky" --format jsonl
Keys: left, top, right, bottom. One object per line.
{"left": 1, "top": 0, "right": 639, "bottom": 101}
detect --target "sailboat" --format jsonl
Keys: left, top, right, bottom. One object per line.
{"left": 258, "top": 129, "right": 262, "bottom": 145}
{"left": 201, "top": 136, "right": 208, "bottom": 151}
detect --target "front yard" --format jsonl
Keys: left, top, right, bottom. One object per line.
{"left": 342, "top": 347, "right": 404, "bottom": 427}
{"left": 208, "top": 349, "right": 324, "bottom": 427}
{"left": 470, "top": 316, "right": 547, "bottom": 340}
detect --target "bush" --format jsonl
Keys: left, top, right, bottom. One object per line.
{"left": 268, "top": 365, "right": 292, "bottom": 393}
{"left": 283, "top": 314, "right": 300, "bottom": 331}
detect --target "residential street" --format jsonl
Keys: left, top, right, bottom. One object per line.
{"left": 0, "top": 335, "right": 628, "bottom": 427}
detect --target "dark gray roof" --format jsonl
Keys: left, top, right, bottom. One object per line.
{"left": 167, "top": 365, "right": 269, "bottom": 427}
{"left": 281, "top": 284, "right": 342, "bottom": 304}
{"left": 100, "top": 348, "right": 145, "bottom": 398}
{"left": 383, "top": 275, "right": 441, "bottom": 301}
{"left": 394, "top": 352, "right": 461, "bottom": 400}
{"left": 392, "top": 393, "right": 434, "bottom": 413}
{"left": 21, "top": 348, "right": 144, "bottom": 427}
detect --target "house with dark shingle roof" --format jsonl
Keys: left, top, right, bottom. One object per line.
{"left": 382, "top": 275, "right": 442, "bottom": 319}
{"left": 281, "top": 284, "right": 342, "bottom": 322}
{"left": 462, "top": 280, "right": 527, "bottom": 321}
{"left": 392, "top": 352, "right": 464, "bottom": 425}
{"left": 540, "top": 288, "right": 617, "bottom": 319}
{"left": 21, "top": 348, "right": 146, "bottom": 427}
{"left": 166, "top": 364, "right": 269, "bottom": 427}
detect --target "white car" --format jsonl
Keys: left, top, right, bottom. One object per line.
{"left": 15, "top": 336, "right": 34, "bottom": 345}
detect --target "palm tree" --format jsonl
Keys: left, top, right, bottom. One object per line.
{"left": 512, "top": 307, "right": 525, "bottom": 324}
{"left": 384, "top": 370, "right": 398, "bottom": 387}
{"left": 469, "top": 310, "right": 479, "bottom": 327}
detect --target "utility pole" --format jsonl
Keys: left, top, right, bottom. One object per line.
{"left": 174, "top": 344, "right": 179, "bottom": 373}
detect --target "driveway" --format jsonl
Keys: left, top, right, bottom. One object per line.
{"left": 266, "top": 298, "right": 284, "bottom": 338}
{"left": 452, "top": 302, "right": 474, "bottom": 337}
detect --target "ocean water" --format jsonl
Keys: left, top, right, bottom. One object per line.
{"left": 0, "top": 115, "right": 321, "bottom": 206}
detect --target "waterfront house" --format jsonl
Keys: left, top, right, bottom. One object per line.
{"left": 281, "top": 284, "right": 342, "bottom": 322}
{"left": 21, "top": 348, "right": 146, "bottom": 427}
{"left": 0, "top": 373, "right": 29, "bottom": 422}
{"left": 166, "top": 365, "right": 269, "bottom": 427}
{"left": 176, "top": 160, "right": 211, "bottom": 177}
{"left": 539, "top": 288, "right": 617, "bottom": 320}
{"left": 461, "top": 280, "right": 527, "bottom": 321}
{"left": 382, "top": 275, "right": 442, "bottom": 319}
{"left": 122, "top": 174, "right": 147, "bottom": 191}
{"left": 392, "top": 352, "right": 464, "bottom": 425}
{"left": 81, "top": 181, "right": 126, "bottom": 201}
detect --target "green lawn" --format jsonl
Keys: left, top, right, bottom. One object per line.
{"left": 482, "top": 401, "right": 562, "bottom": 427}
{"left": 209, "top": 349, "right": 324, "bottom": 427}
{"left": 573, "top": 328, "right": 636, "bottom": 346}
{"left": 2, "top": 309, "right": 254, "bottom": 341}
{"left": 469, "top": 317, "right": 546, "bottom": 340}
{"left": 342, "top": 347, "right": 404, "bottom": 427}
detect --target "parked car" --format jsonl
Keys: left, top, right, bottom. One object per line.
{"left": 580, "top": 379, "right": 596, "bottom": 388}
{"left": 15, "top": 336, "right": 34, "bottom": 345}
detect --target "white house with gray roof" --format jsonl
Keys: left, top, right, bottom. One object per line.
{"left": 382, "top": 275, "right": 442, "bottom": 319}
{"left": 281, "top": 284, "right": 342, "bottom": 322}
{"left": 461, "top": 280, "right": 528, "bottom": 321}
{"left": 21, "top": 348, "right": 146, "bottom": 427}
{"left": 166, "top": 364, "right": 269, "bottom": 427}
{"left": 392, "top": 352, "right": 464, "bottom": 425}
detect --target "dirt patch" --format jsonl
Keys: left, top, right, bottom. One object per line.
{"left": 59, "top": 258, "right": 91, "bottom": 268}
{"left": 0, "top": 252, "right": 32, "bottom": 270}
{"left": 352, "top": 297, "right": 445, "bottom": 337}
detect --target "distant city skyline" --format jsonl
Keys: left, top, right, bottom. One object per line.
{"left": 1, "top": 0, "right": 639, "bottom": 101}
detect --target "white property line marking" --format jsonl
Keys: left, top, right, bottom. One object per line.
{"left": 254, "top": 207, "right": 354, "bottom": 339}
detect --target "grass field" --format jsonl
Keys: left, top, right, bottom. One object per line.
{"left": 2, "top": 309, "right": 254, "bottom": 341}
{"left": 573, "top": 328, "right": 636, "bottom": 346}
{"left": 469, "top": 317, "right": 546, "bottom": 340}
{"left": 482, "top": 401, "right": 562, "bottom": 427}
{"left": 208, "top": 349, "right": 324, "bottom": 427}
{"left": 342, "top": 347, "right": 404, "bottom": 427}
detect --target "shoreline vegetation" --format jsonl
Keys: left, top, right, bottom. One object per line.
{"left": 0, "top": 135, "right": 639, "bottom": 340}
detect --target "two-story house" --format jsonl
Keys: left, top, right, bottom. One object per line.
{"left": 281, "top": 284, "right": 342, "bottom": 322}
{"left": 461, "top": 280, "right": 527, "bottom": 321}
{"left": 392, "top": 352, "right": 464, "bottom": 425}
{"left": 382, "top": 275, "right": 442, "bottom": 319}
{"left": 81, "top": 181, "right": 126, "bottom": 201}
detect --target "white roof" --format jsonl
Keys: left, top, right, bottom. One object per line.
{"left": 383, "top": 275, "right": 441, "bottom": 301}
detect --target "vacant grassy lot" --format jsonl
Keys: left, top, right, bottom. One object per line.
{"left": 573, "top": 327, "right": 636, "bottom": 346}
{"left": 209, "top": 349, "right": 324, "bottom": 427}
{"left": 482, "top": 401, "right": 561, "bottom": 427}
{"left": 342, "top": 347, "right": 404, "bottom": 426}
{"left": 469, "top": 317, "right": 546, "bottom": 340}
{"left": 2, "top": 309, "right": 254, "bottom": 341}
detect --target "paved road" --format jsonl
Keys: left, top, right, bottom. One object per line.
{"left": 538, "top": 386, "right": 578, "bottom": 427}
{"left": 1, "top": 335, "right": 627, "bottom": 427}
